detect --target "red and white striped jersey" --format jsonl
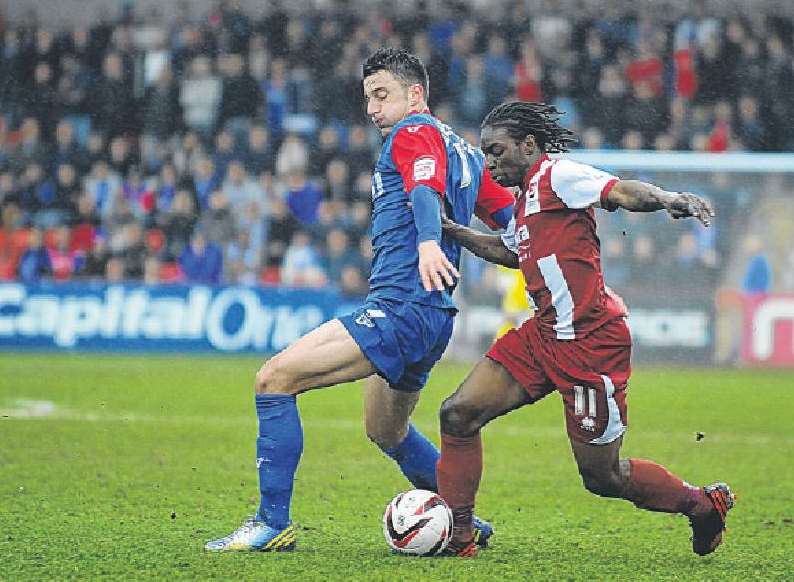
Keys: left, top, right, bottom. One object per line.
{"left": 501, "top": 154, "right": 627, "bottom": 340}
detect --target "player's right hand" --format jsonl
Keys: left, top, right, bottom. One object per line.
{"left": 666, "top": 192, "right": 715, "bottom": 227}
{"left": 418, "top": 240, "right": 459, "bottom": 292}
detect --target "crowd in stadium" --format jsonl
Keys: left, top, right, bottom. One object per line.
{"left": 1, "top": 1, "right": 793, "bottom": 290}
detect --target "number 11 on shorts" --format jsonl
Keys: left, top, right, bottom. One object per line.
{"left": 573, "top": 385, "right": 597, "bottom": 417}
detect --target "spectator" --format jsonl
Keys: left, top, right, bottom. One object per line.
{"left": 179, "top": 230, "right": 223, "bottom": 284}
{"left": 696, "top": 35, "right": 731, "bottom": 105}
{"left": 25, "top": 62, "right": 59, "bottom": 141}
{"left": 591, "top": 65, "right": 627, "bottom": 146}
{"left": 154, "top": 163, "right": 179, "bottom": 214}
{"left": 122, "top": 167, "right": 155, "bottom": 225}
{"left": 79, "top": 235, "right": 109, "bottom": 279}
{"left": 143, "top": 254, "right": 162, "bottom": 285}
{"left": 17, "top": 228, "right": 52, "bottom": 283}
{"left": 457, "top": 55, "right": 488, "bottom": 127}
{"left": 275, "top": 132, "right": 308, "bottom": 177}
{"left": 0, "top": 203, "right": 29, "bottom": 279}
{"left": 345, "top": 125, "right": 373, "bottom": 180}
{"left": 105, "top": 256, "right": 126, "bottom": 282}
{"left": 280, "top": 230, "right": 325, "bottom": 287}
{"left": 191, "top": 156, "right": 218, "bottom": 211}
{"left": 576, "top": 30, "right": 606, "bottom": 105}
{"left": 107, "top": 136, "right": 136, "bottom": 177}
{"left": 0, "top": 171, "right": 19, "bottom": 208}
{"left": 160, "top": 188, "right": 197, "bottom": 260}
{"left": 514, "top": 39, "right": 544, "bottom": 103}
{"left": 54, "top": 54, "right": 92, "bottom": 142}
{"left": 324, "top": 159, "right": 351, "bottom": 202}
{"left": 265, "top": 196, "right": 298, "bottom": 272}
{"left": 119, "top": 222, "right": 148, "bottom": 279}
{"left": 8, "top": 118, "right": 49, "bottom": 173}
{"left": 736, "top": 95, "right": 765, "bottom": 151}
{"left": 173, "top": 131, "right": 206, "bottom": 178}
{"left": 308, "top": 126, "right": 341, "bottom": 178}
{"left": 216, "top": 53, "right": 263, "bottom": 132}
{"left": 85, "top": 132, "right": 107, "bottom": 168}
{"left": 180, "top": 56, "right": 222, "bottom": 138}
{"left": 236, "top": 197, "right": 266, "bottom": 260}
{"left": 338, "top": 264, "right": 367, "bottom": 299}
{"left": 741, "top": 235, "right": 772, "bottom": 294}
{"left": 91, "top": 52, "right": 136, "bottom": 138}
{"left": 322, "top": 227, "right": 360, "bottom": 286}
{"left": 264, "top": 57, "right": 288, "bottom": 137}
{"left": 141, "top": 64, "right": 183, "bottom": 139}
{"left": 284, "top": 171, "right": 323, "bottom": 226}
{"left": 51, "top": 120, "right": 90, "bottom": 174}
{"left": 221, "top": 161, "right": 261, "bottom": 209}
{"left": 707, "top": 101, "right": 732, "bottom": 152}
{"left": 226, "top": 229, "right": 259, "bottom": 285}
{"left": 623, "top": 80, "right": 668, "bottom": 144}
{"left": 200, "top": 189, "right": 236, "bottom": 245}
{"left": 48, "top": 225, "right": 83, "bottom": 280}
{"left": 71, "top": 193, "right": 99, "bottom": 253}
{"left": 212, "top": 130, "right": 238, "bottom": 184}
{"left": 84, "top": 161, "right": 122, "bottom": 221}
{"left": 245, "top": 125, "right": 274, "bottom": 176}
{"left": 483, "top": 34, "right": 513, "bottom": 108}
{"left": 17, "top": 162, "right": 61, "bottom": 228}
{"left": 624, "top": 39, "right": 664, "bottom": 97}
{"left": 53, "top": 162, "right": 80, "bottom": 220}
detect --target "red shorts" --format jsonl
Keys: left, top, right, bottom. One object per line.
{"left": 487, "top": 317, "right": 632, "bottom": 444}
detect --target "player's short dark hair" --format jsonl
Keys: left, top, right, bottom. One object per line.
{"left": 363, "top": 47, "right": 429, "bottom": 99}
{"left": 482, "top": 101, "right": 577, "bottom": 153}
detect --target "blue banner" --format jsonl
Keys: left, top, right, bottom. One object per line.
{"left": 0, "top": 282, "right": 354, "bottom": 353}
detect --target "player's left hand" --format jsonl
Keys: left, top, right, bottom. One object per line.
{"left": 418, "top": 240, "right": 459, "bottom": 292}
{"left": 440, "top": 215, "right": 456, "bottom": 233}
{"left": 665, "top": 192, "right": 715, "bottom": 227}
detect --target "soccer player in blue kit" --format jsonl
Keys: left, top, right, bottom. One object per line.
{"left": 205, "top": 48, "right": 515, "bottom": 552}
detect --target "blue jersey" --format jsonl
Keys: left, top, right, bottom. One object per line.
{"left": 368, "top": 112, "right": 499, "bottom": 310}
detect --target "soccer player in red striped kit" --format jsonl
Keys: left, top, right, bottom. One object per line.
{"left": 436, "top": 101, "right": 733, "bottom": 557}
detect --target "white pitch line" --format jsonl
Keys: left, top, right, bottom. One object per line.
{"left": 1, "top": 402, "right": 790, "bottom": 446}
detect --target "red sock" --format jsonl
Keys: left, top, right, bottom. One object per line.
{"left": 437, "top": 432, "right": 482, "bottom": 544}
{"left": 625, "top": 458, "right": 709, "bottom": 516}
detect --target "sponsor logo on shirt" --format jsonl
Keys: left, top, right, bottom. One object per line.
{"left": 413, "top": 157, "right": 436, "bottom": 181}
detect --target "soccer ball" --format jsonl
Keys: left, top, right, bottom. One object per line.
{"left": 382, "top": 489, "right": 453, "bottom": 556}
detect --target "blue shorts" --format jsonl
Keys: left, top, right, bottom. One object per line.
{"left": 339, "top": 298, "right": 455, "bottom": 392}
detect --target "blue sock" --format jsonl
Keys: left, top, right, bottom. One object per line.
{"left": 255, "top": 394, "right": 303, "bottom": 530}
{"left": 382, "top": 424, "right": 440, "bottom": 491}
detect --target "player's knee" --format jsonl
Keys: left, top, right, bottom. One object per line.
{"left": 579, "top": 466, "right": 622, "bottom": 498}
{"left": 365, "top": 423, "right": 405, "bottom": 451}
{"left": 439, "top": 397, "right": 480, "bottom": 437}
{"left": 254, "top": 356, "right": 295, "bottom": 395}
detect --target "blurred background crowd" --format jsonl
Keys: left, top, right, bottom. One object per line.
{"left": 1, "top": 0, "right": 793, "bottom": 298}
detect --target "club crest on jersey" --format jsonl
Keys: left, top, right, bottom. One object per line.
{"left": 580, "top": 417, "right": 597, "bottom": 432}
{"left": 413, "top": 157, "right": 436, "bottom": 181}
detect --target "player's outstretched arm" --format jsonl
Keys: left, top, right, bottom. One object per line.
{"left": 606, "top": 180, "right": 715, "bottom": 227}
{"left": 441, "top": 217, "right": 518, "bottom": 268}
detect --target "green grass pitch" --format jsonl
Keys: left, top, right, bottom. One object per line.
{"left": 1, "top": 353, "right": 792, "bottom": 580}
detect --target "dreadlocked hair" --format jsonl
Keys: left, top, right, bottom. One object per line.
{"left": 482, "top": 101, "right": 578, "bottom": 153}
